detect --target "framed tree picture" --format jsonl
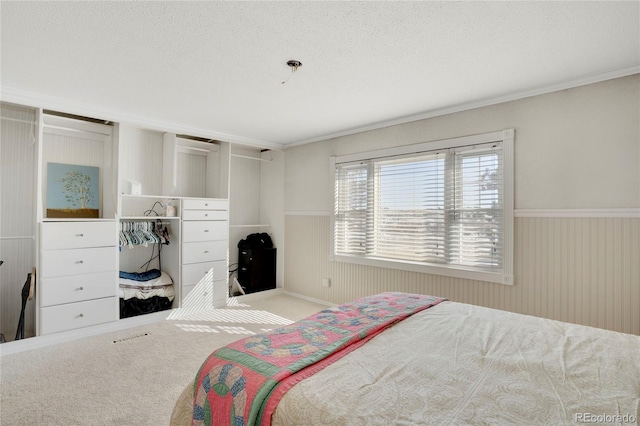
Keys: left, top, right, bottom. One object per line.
{"left": 46, "top": 163, "right": 100, "bottom": 218}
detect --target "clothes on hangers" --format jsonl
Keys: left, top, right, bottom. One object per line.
{"left": 119, "top": 221, "right": 170, "bottom": 249}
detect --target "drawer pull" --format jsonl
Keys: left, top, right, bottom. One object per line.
{"left": 204, "top": 250, "right": 209, "bottom": 253}
{"left": 76, "top": 260, "right": 84, "bottom": 264}
{"left": 205, "top": 203, "right": 209, "bottom": 206}
{"left": 76, "top": 286, "right": 84, "bottom": 291}
{"left": 78, "top": 313, "right": 84, "bottom": 318}
{"left": 76, "top": 233, "right": 84, "bottom": 237}
{"left": 204, "top": 229, "right": 209, "bottom": 233}
{"left": 205, "top": 213, "right": 208, "bottom": 217}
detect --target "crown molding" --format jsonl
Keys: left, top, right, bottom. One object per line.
{"left": 4, "top": 65, "right": 638, "bottom": 150}
{"left": 0, "top": 86, "right": 284, "bottom": 150}
{"left": 285, "top": 65, "right": 640, "bottom": 148}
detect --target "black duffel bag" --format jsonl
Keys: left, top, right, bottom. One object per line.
{"left": 237, "top": 232, "right": 273, "bottom": 249}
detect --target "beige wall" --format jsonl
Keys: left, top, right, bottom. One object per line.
{"left": 283, "top": 75, "right": 640, "bottom": 334}
{"left": 285, "top": 74, "right": 640, "bottom": 211}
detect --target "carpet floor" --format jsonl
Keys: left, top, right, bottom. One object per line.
{"left": 0, "top": 294, "right": 326, "bottom": 425}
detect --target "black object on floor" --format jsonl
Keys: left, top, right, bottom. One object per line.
{"left": 238, "top": 247, "right": 276, "bottom": 294}
{"left": 15, "top": 271, "right": 35, "bottom": 341}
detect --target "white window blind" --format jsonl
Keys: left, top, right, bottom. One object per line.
{"left": 332, "top": 130, "right": 514, "bottom": 285}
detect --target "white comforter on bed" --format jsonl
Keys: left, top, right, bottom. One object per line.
{"left": 271, "top": 301, "right": 640, "bottom": 425}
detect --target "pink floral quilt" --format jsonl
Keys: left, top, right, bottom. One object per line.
{"left": 191, "top": 292, "right": 447, "bottom": 426}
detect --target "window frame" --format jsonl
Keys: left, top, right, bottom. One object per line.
{"left": 330, "top": 129, "right": 514, "bottom": 285}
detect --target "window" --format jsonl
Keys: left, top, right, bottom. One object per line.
{"left": 332, "top": 130, "right": 514, "bottom": 285}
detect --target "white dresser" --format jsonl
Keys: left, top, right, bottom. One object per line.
{"left": 181, "top": 199, "right": 229, "bottom": 309}
{"left": 39, "top": 221, "right": 118, "bottom": 335}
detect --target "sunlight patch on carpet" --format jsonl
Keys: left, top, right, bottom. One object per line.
{"left": 175, "top": 324, "right": 221, "bottom": 333}
{"left": 216, "top": 326, "right": 256, "bottom": 335}
{"left": 226, "top": 297, "right": 251, "bottom": 307}
{"left": 167, "top": 308, "right": 294, "bottom": 325}
{"left": 174, "top": 324, "right": 257, "bottom": 335}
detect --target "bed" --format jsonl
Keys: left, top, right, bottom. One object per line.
{"left": 171, "top": 292, "right": 640, "bottom": 425}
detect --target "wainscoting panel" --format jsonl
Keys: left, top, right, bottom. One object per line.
{"left": 1, "top": 103, "right": 37, "bottom": 340}
{"left": 118, "top": 126, "right": 164, "bottom": 196}
{"left": 284, "top": 214, "right": 639, "bottom": 335}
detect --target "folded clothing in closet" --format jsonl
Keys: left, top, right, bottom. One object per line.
{"left": 118, "top": 268, "right": 174, "bottom": 318}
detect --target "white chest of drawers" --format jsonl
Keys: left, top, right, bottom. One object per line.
{"left": 39, "top": 221, "right": 118, "bottom": 335}
{"left": 181, "top": 199, "right": 229, "bottom": 309}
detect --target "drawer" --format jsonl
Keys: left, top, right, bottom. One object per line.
{"left": 182, "top": 210, "right": 228, "bottom": 221}
{"left": 181, "top": 283, "right": 213, "bottom": 309}
{"left": 182, "top": 221, "right": 228, "bottom": 243}
{"left": 182, "top": 198, "right": 228, "bottom": 211}
{"left": 41, "top": 272, "right": 116, "bottom": 307}
{"left": 182, "top": 260, "right": 227, "bottom": 287}
{"left": 41, "top": 246, "right": 117, "bottom": 278}
{"left": 40, "top": 297, "right": 117, "bottom": 335}
{"left": 181, "top": 279, "right": 227, "bottom": 309}
{"left": 182, "top": 240, "right": 228, "bottom": 264}
{"left": 42, "top": 221, "right": 116, "bottom": 250}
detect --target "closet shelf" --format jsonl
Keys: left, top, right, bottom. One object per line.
{"left": 230, "top": 154, "right": 272, "bottom": 162}
{"left": 120, "top": 194, "right": 181, "bottom": 199}
{"left": 119, "top": 216, "right": 180, "bottom": 220}
{"left": 43, "top": 218, "right": 116, "bottom": 222}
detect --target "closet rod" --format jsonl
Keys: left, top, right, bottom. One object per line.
{"left": 43, "top": 123, "right": 110, "bottom": 136}
{"left": 120, "top": 220, "right": 173, "bottom": 225}
{"left": 230, "top": 154, "right": 272, "bottom": 162}
{"left": 0, "top": 116, "right": 35, "bottom": 125}
{"left": 178, "top": 146, "right": 210, "bottom": 153}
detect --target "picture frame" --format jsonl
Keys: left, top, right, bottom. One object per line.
{"left": 46, "top": 162, "right": 100, "bottom": 218}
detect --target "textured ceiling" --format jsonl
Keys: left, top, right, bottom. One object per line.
{"left": 1, "top": 1, "right": 639, "bottom": 148}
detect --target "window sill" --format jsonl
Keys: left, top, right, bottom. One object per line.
{"left": 331, "top": 254, "right": 513, "bottom": 285}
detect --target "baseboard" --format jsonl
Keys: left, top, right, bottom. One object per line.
{"left": 0, "top": 310, "right": 172, "bottom": 356}
{"left": 230, "top": 288, "right": 284, "bottom": 303}
{"left": 1, "top": 290, "right": 332, "bottom": 356}
{"left": 1, "top": 292, "right": 287, "bottom": 356}
{"left": 283, "top": 290, "right": 337, "bottom": 307}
